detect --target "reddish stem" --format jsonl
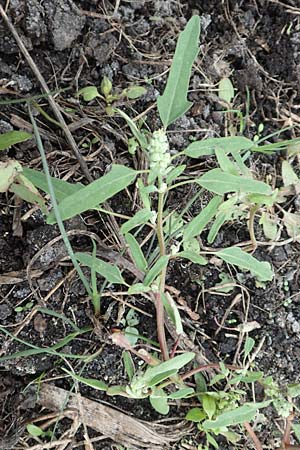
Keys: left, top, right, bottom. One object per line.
{"left": 244, "top": 421, "right": 263, "bottom": 450}
{"left": 154, "top": 291, "right": 169, "bottom": 361}
{"left": 181, "top": 363, "right": 239, "bottom": 381}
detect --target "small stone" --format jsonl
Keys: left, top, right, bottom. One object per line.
{"left": 0, "top": 303, "right": 12, "bottom": 320}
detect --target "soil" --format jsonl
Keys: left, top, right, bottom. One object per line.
{"left": 1, "top": 1, "right": 300, "bottom": 449}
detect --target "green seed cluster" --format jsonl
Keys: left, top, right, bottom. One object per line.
{"left": 148, "top": 129, "right": 171, "bottom": 178}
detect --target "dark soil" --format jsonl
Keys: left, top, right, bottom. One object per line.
{"left": 1, "top": 1, "right": 300, "bottom": 449}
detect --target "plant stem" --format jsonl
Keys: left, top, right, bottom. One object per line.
{"left": 157, "top": 190, "right": 166, "bottom": 259}
{"left": 181, "top": 363, "right": 239, "bottom": 381}
{"left": 155, "top": 184, "right": 169, "bottom": 360}
{"left": 154, "top": 291, "right": 169, "bottom": 361}
{"left": 249, "top": 205, "right": 259, "bottom": 250}
{"left": 244, "top": 421, "right": 263, "bottom": 450}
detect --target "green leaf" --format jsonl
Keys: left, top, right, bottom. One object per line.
{"left": 115, "top": 108, "right": 148, "bottom": 149}
{"left": 124, "top": 86, "right": 147, "bottom": 99}
{"left": 27, "top": 424, "right": 45, "bottom": 437}
{"left": 197, "top": 169, "right": 272, "bottom": 196}
{"left": 186, "top": 407, "right": 206, "bottom": 422}
{"left": 293, "top": 424, "right": 300, "bottom": 442}
{"left": 127, "top": 283, "right": 151, "bottom": 294}
{"left": 148, "top": 369, "right": 178, "bottom": 387}
{"left": 166, "top": 164, "right": 186, "bottom": 185}
{"left": 248, "top": 191, "right": 278, "bottom": 207}
{"left": 47, "top": 165, "right": 137, "bottom": 224}
{"left": 125, "top": 233, "right": 147, "bottom": 272}
{"left": 168, "top": 387, "right": 194, "bottom": 399}
{"left": 0, "top": 160, "right": 23, "bottom": 192}
{"left": 195, "top": 370, "right": 207, "bottom": 393}
{"left": 244, "top": 336, "right": 255, "bottom": 358}
{"left": 144, "top": 352, "right": 195, "bottom": 384}
{"left": 143, "top": 255, "right": 169, "bottom": 286}
{"left": 183, "top": 136, "right": 253, "bottom": 158}
{"left": 10, "top": 174, "right": 47, "bottom": 214}
{"left": 100, "top": 77, "right": 112, "bottom": 97}
{"left": 229, "top": 371, "right": 263, "bottom": 384}
{"left": 215, "top": 148, "right": 239, "bottom": 175}
{"left": 177, "top": 251, "right": 207, "bottom": 265}
{"left": 202, "top": 394, "right": 216, "bottom": 419}
{"left": 107, "top": 385, "right": 129, "bottom": 396}
{"left": 0, "top": 130, "right": 32, "bottom": 150}
{"left": 183, "top": 195, "right": 222, "bottom": 241}
{"left": 75, "top": 252, "right": 126, "bottom": 285}
{"left": 123, "top": 350, "right": 135, "bottom": 381}
{"left": 203, "top": 401, "right": 271, "bottom": 429}
{"left": 124, "top": 326, "right": 139, "bottom": 346}
{"left": 121, "top": 208, "right": 154, "bottom": 234}
{"left": 217, "top": 247, "right": 273, "bottom": 281}
{"left": 218, "top": 77, "right": 234, "bottom": 104}
{"left": 206, "top": 432, "right": 219, "bottom": 449}
{"left": 157, "top": 15, "right": 200, "bottom": 128}
{"left": 23, "top": 167, "right": 83, "bottom": 202}
{"left": 62, "top": 368, "right": 108, "bottom": 391}
{"left": 282, "top": 160, "right": 299, "bottom": 187}
{"left": 283, "top": 211, "right": 300, "bottom": 241}
{"left": 78, "top": 86, "right": 100, "bottom": 101}
{"left": 161, "top": 292, "right": 183, "bottom": 335}
{"left": 259, "top": 212, "right": 278, "bottom": 240}
{"left": 207, "top": 212, "right": 229, "bottom": 244}
{"left": 150, "top": 392, "right": 169, "bottom": 415}
{"left": 287, "top": 383, "right": 300, "bottom": 398}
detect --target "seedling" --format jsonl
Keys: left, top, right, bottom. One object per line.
{"left": 78, "top": 76, "right": 147, "bottom": 115}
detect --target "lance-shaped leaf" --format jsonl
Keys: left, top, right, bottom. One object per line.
{"left": 217, "top": 247, "right": 273, "bottom": 281}
{"left": 47, "top": 165, "right": 137, "bottom": 223}
{"left": 143, "top": 255, "right": 169, "bottom": 286}
{"left": 203, "top": 401, "right": 271, "bottom": 429}
{"left": 183, "top": 136, "right": 253, "bottom": 158}
{"left": 196, "top": 168, "right": 272, "bottom": 196}
{"left": 23, "top": 167, "right": 83, "bottom": 201}
{"left": 0, "top": 130, "right": 32, "bottom": 151}
{"left": 121, "top": 208, "right": 154, "bottom": 234}
{"left": 157, "top": 16, "right": 200, "bottom": 129}
{"left": 75, "top": 252, "right": 126, "bottom": 285}
{"left": 124, "top": 233, "right": 148, "bottom": 272}
{"left": 183, "top": 195, "right": 222, "bottom": 241}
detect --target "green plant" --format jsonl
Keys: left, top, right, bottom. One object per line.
{"left": 3, "top": 14, "right": 300, "bottom": 449}
{"left": 78, "top": 76, "right": 147, "bottom": 115}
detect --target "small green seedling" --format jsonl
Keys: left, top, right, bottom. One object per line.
{"left": 78, "top": 77, "right": 147, "bottom": 115}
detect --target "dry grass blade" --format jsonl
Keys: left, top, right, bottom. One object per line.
{"left": 37, "top": 383, "right": 189, "bottom": 449}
